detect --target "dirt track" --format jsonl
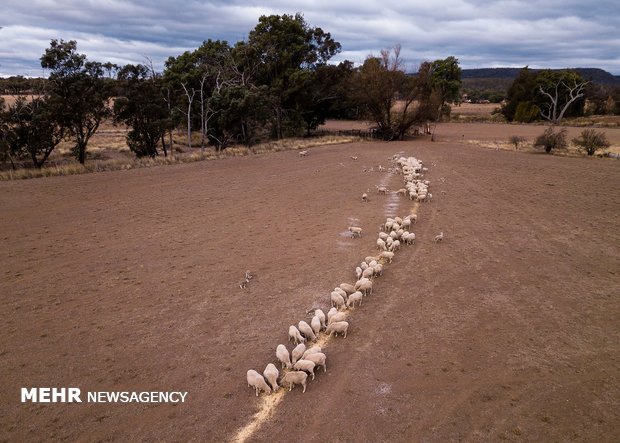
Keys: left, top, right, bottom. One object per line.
{"left": 1, "top": 131, "right": 619, "bottom": 442}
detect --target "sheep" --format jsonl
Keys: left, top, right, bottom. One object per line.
{"left": 339, "top": 283, "right": 356, "bottom": 294}
{"left": 396, "top": 188, "right": 407, "bottom": 196}
{"left": 360, "top": 261, "right": 369, "bottom": 271}
{"left": 294, "top": 359, "right": 317, "bottom": 380}
{"left": 394, "top": 216, "right": 403, "bottom": 224}
{"left": 327, "top": 307, "right": 338, "bottom": 323}
{"left": 402, "top": 218, "right": 412, "bottom": 230}
{"left": 314, "top": 309, "right": 326, "bottom": 330}
{"left": 310, "top": 315, "right": 321, "bottom": 335}
{"left": 304, "top": 352, "right": 327, "bottom": 372}
{"left": 376, "top": 185, "right": 388, "bottom": 194}
{"left": 302, "top": 346, "right": 322, "bottom": 359}
{"left": 348, "top": 226, "right": 363, "bottom": 238}
{"left": 263, "top": 363, "right": 280, "bottom": 392}
{"left": 389, "top": 239, "right": 401, "bottom": 252}
{"left": 368, "top": 260, "right": 378, "bottom": 267}
{"left": 292, "top": 343, "right": 306, "bottom": 364}
{"left": 347, "top": 291, "right": 363, "bottom": 308}
{"left": 330, "top": 291, "right": 346, "bottom": 310}
{"left": 247, "top": 369, "right": 272, "bottom": 396}
{"left": 372, "top": 263, "right": 383, "bottom": 277}
{"left": 386, "top": 237, "right": 394, "bottom": 248}
{"left": 377, "top": 238, "right": 387, "bottom": 251}
{"left": 280, "top": 371, "right": 308, "bottom": 393}
{"left": 357, "top": 278, "right": 373, "bottom": 296}
{"left": 334, "top": 287, "right": 348, "bottom": 298}
{"left": 299, "top": 150, "right": 308, "bottom": 157}
{"left": 354, "top": 277, "right": 370, "bottom": 291}
{"left": 276, "top": 344, "right": 292, "bottom": 369}
{"left": 378, "top": 232, "right": 389, "bottom": 242}
{"left": 355, "top": 266, "right": 363, "bottom": 280}
{"left": 326, "top": 321, "right": 349, "bottom": 338}
{"left": 403, "top": 232, "right": 415, "bottom": 245}
{"left": 362, "top": 266, "right": 374, "bottom": 280}
{"left": 328, "top": 311, "right": 347, "bottom": 325}
{"left": 434, "top": 231, "right": 444, "bottom": 243}
{"left": 361, "top": 193, "right": 369, "bottom": 203}
{"left": 298, "top": 320, "right": 316, "bottom": 342}
{"left": 380, "top": 251, "right": 395, "bottom": 263}
{"left": 389, "top": 231, "right": 398, "bottom": 240}
{"left": 350, "top": 155, "right": 358, "bottom": 160}
{"left": 289, "top": 325, "right": 305, "bottom": 344}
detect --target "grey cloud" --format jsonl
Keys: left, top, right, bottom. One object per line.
{"left": 1, "top": 0, "right": 619, "bottom": 77}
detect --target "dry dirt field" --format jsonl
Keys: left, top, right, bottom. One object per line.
{"left": 1, "top": 125, "right": 619, "bottom": 442}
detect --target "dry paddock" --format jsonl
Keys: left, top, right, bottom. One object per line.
{"left": 1, "top": 135, "right": 619, "bottom": 442}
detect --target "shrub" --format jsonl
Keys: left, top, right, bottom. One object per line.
{"left": 572, "top": 129, "right": 610, "bottom": 156}
{"left": 508, "top": 135, "right": 527, "bottom": 150}
{"left": 534, "top": 127, "right": 568, "bottom": 153}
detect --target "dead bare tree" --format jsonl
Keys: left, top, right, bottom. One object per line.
{"left": 539, "top": 78, "right": 589, "bottom": 124}
{"left": 180, "top": 82, "right": 195, "bottom": 150}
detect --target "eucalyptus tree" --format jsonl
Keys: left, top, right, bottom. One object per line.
{"left": 40, "top": 39, "right": 112, "bottom": 164}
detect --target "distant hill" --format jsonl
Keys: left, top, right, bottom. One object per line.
{"left": 462, "top": 67, "right": 620, "bottom": 86}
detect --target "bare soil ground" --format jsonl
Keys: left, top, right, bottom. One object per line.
{"left": 1, "top": 124, "right": 619, "bottom": 442}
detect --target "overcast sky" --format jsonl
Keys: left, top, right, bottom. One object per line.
{"left": 1, "top": 0, "right": 619, "bottom": 77}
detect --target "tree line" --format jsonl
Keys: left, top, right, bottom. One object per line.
{"left": 0, "top": 14, "right": 463, "bottom": 170}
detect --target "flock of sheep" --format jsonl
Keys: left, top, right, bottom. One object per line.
{"left": 246, "top": 153, "right": 438, "bottom": 396}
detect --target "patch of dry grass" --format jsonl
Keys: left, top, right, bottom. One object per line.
{"left": 0, "top": 135, "right": 360, "bottom": 181}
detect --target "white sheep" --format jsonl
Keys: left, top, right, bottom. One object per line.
{"left": 327, "top": 307, "right": 338, "bottom": 323}
{"left": 276, "top": 344, "right": 292, "bottom": 369}
{"left": 362, "top": 266, "right": 374, "bottom": 280}
{"left": 361, "top": 193, "right": 369, "bottom": 203}
{"left": 365, "top": 256, "right": 379, "bottom": 264}
{"left": 293, "top": 359, "right": 316, "bottom": 380}
{"left": 378, "top": 232, "right": 389, "bottom": 241}
{"left": 302, "top": 346, "right": 322, "bottom": 359}
{"left": 376, "top": 185, "right": 388, "bottom": 194}
{"left": 339, "top": 283, "right": 356, "bottom": 294}
{"left": 348, "top": 226, "right": 362, "bottom": 238}
{"left": 357, "top": 279, "right": 373, "bottom": 296}
{"left": 355, "top": 266, "right": 363, "bottom": 280}
{"left": 314, "top": 309, "right": 326, "bottom": 329}
{"left": 328, "top": 311, "right": 347, "bottom": 325}
{"left": 396, "top": 188, "right": 407, "bottom": 196}
{"left": 347, "top": 291, "right": 363, "bottom": 308}
{"left": 380, "top": 251, "right": 395, "bottom": 263}
{"left": 389, "top": 239, "right": 401, "bottom": 252}
{"left": 377, "top": 238, "right": 387, "bottom": 251}
{"left": 334, "top": 286, "right": 347, "bottom": 298}
{"left": 434, "top": 231, "right": 444, "bottom": 243}
{"left": 310, "top": 315, "right": 321, "bottom": 335}
{"left": 292, "top": 343, "right": 306, "bottom": 364}
{"left": 247, "top": 369, "right": 272, "bottom": 396}
{"left": 304, "top": 352, "right": 327, "bottom": 372}
{"left": 360, "top": 261, "right": 369, "bottom": 271}
{"left": 289, "top": 325, "right": 305, "bottom": 344}
{"left": 298, "top": 320, "right": 316, "bottom": 342}
{"left": 330, "top": 291, "right": 346, "bottom": 310}
{"left": 372, "top": 263, "right": 383, "bottom": 277}
{"left": 281, "top": 371, "right": 308, "bottom": 393}
{"left": 263, "top": 363, "right": 280, "bottom": 392}
{"left": 326, "top": 321, "right": 349, "bottom": 338}
{"left": 299, "top": 150, "right": 308, "bottom": 157}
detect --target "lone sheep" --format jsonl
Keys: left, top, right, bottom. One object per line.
{"left": 348, "top": 226, "right": 362, "bottom": 238}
